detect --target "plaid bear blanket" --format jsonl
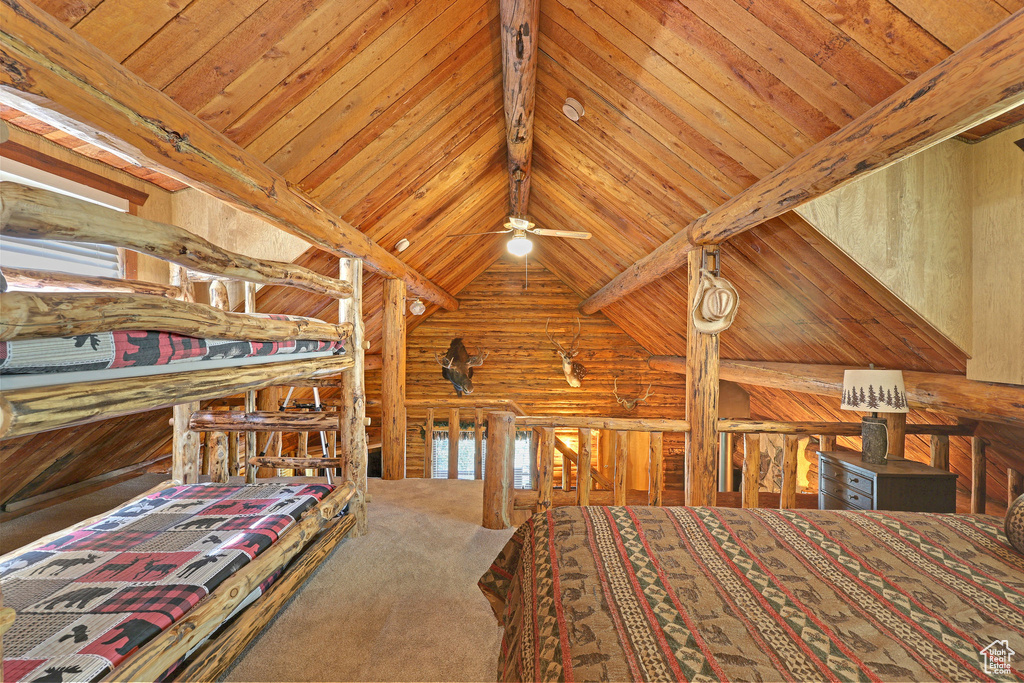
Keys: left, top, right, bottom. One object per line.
{"left": 1, "top": 482, "right": 334, "bottom": 682}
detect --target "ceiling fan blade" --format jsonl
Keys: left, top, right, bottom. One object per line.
{"left": 444, "top": 229, "right": 512, "bottom": 238}
{"left": 530, "top": 228, "right": 592, "bottom": 239}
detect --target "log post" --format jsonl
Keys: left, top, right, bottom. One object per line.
{"left": 172, "top": 402, "right": 201, "bottom": 484}
{"left": 252, "top": 388, "right": 280, "bottom": 481}
{"left": 577, "top": 428, "right": 592, "bottom": 506}
{"left": 1009, "top": 468, "right": 1024, "bottom": 506}
{"left": 423, "top": 408, "right": 435, "bottom": 479}
{"left": 742, "top": 433, "right": 760, "bottom": 509}
{"left": 474, "top": 407, "right": 484, "bottom": 480}
{"left": 244, "top": 281, "right": 257, "bottom": 479}
{"left": 649, "top": 431, "right": 664, "bottom": 505}
{"left": 482, "top": 411, "right": 516, "bottom": 529}
{"left": 338, "top": 258, "right": 367, "bottom": 535}
{"left": 381, "top": 278, "right": 406, "bottom": 480}
{"left": 448, "top": 407, "right": 460, "bottom": 479}
{"left": 207, "top": 280, "right": 231, "bottom": 483}
{"left": 819, "top": 434, "right": 837, "bottom": 451}
{"left": 930, "top": 435, "right": 950, "bottom": 471}
{"left": 529, "top": 427, "right": 540, "bottom": 490}
{"left": 780, "top": 435, "right": 799, "bottom": 509}
{"left": 561, "top": 434, "right": 572, "bottom": 492}
{"left": 169, "top": 263, "right": 195, "bottom": 303}
{"left": 613, "top": 430, "right": 628, "bottom": 506}
{"left": 685, "top": 248, "right": 719, "bottom": 506}
{"left": 537, "top": 427, "right": 555, "bottom": 511}
{"left": 972, "top": 436, "right": 987, "bottom": 514}
{"left": 884, "top": 413, "right": 907, "bottom": 459}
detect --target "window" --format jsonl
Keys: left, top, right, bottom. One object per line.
{"left": 431, "top": 425, "right": 534, "bottom": 487}
{"left": 1, "top": 155, "right": 128, "bottom": 280}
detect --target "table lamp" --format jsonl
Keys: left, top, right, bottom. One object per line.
{"left": 841, "top": 368, "right": 908, "bottom": 464}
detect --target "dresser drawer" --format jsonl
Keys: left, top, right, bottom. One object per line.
{"left": 820, "top": 460, "right": 873, "bottom": 496}
{"left": 820, "top": 476, "right": 872, "bottom": 510}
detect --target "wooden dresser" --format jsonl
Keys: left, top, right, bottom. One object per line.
{"left": 818, "top": 451, "right": 958, "bottom": 512}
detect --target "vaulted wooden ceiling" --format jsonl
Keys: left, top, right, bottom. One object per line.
{"left": 2, "top": 0, "right": 1021, "bottom": 511}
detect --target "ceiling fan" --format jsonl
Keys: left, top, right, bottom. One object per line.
{"left": 446, "top": 216, "right": 591, "bottom": 256}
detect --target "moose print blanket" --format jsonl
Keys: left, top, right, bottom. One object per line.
{"left": 0, "top": 482, "right": 334, "bottom": 682}
{"left": 0, "top": 320, "right": 344, "bottom": 376}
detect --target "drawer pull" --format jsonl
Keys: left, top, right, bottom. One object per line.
{"left": 850, "top": 494, "right": 859, "bottom": 500}
{"left": 850, "top": 477, "right": 860, "bottom": 484}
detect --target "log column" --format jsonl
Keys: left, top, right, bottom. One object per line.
{"left": 577, "top": 428, "right": 592, "bottom": 506}
{"left": 685, "top": 248, "right": 720, "bottom": 506}
{"left": 169, "top": 264, "right": 199, "bottom": 483}
{"left": 482, "top": 411, "right": 516, "bottom": 529}
{"left": 339, "top": 258, "right": 368, "bottom": 535}
{"left": 244, "top": 282, "right": 257, "bottom": 478}
{"left": 423, "top": 408, "right": 435, "bottom": 478}
{"left": 742, "top": 434, "right": 760, "bottom": 508}
{"left": 381, "top": 278, "right": 406, "bottom": 480}
{"left": 207, "top": 280, "right": 230, "bottom": 483}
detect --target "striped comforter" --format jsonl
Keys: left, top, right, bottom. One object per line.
{"left": 479, "top": 506, "right": 1024, "bottom": 682}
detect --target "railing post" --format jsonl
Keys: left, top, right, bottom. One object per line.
{"left": 613, "top": 430, "right": 628, "bottom": 506}
{"left": 742, "top": 433, "right": 760, "bottom": 508}
{"left": 818, "top": 434, "right": 837, "bottom": 451}
{"left": 930, "top": 434, "right": 950, "bottom": 470}
{"left": 649, "top": 432, "right": 663, "bottom": 505}
{"left": 381, "top": 277, "right": 406, "bottom": 480}
{"left": 448, "top": 407, "right": 460, "bottom": 479}
{"left": 577, "top": 428, "right": 592, "bottom": 506}
{"left": 338, "top": 257, "right": 367, "bottom": 536}
{"left": 1009, "top": 467, "right": 1024, "bottom": 506}
{"left": 780, "top": 434, "right": 799, "bottom": 509}
{"left": 474, "top": 407, "right": 484, "bottom": 480}
{"left": 538, "top": 428, "right": 555, "bottom": 511}
{"left": 685, "top": 247, "right": 720, "bottom": 506}
{"left": 423, "top": 408, "right": 434, "bottom": 478}
{"left": 208, "top": 280, "right": 231, "bottom": 483}
{"left": 561, "top": 434, "right": 572, "bottom": 492}
{"left": 972, "top": 436, "right": 987, "bottom": 514}
{"left": 483, "top": 411, "right": 516, "bottom": 529}
{"left": 243, "top": 281, "right": 257, "bottom": 481}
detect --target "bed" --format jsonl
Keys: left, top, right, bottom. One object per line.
{"left": 480, "top": 506, "right": 1024, "bottom": 682}
{"left": 1, "top": 481, "right": 346, "bottom": 682}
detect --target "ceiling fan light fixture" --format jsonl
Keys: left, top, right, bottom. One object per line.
{"left": 507, "top": 231, "right": 533, "bottom": 257}
{"left": 409, "top": 298, "right": 426, "bottom": 315}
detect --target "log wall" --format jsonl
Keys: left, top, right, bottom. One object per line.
{"left": 365, "top": 257, "right": 688, "bottom": 482}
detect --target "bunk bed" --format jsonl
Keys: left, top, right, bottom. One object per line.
{"left": 0, "top": 182, "right": 370, "bottom": 681}
{"left": 479, "top": 505, "right": 1024, "bottom": 682}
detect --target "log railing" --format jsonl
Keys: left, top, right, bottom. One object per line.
{"left": 482, "top": 414, "right": 688, "bottom": 529}
{"left": 717, "top": 419, "right": 980, "bottom": 510}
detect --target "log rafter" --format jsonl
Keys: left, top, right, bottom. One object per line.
{"left": 579, "top": 10, "right": 1024, "bottom": 314}
{"left": 0, "top": 0, "right": 458, "bottom": 309}
{"left": 500, "top": 0, "right": 540, "bottom": 215}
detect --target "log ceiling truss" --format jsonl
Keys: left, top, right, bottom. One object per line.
{"left": 1, "top": 0, "right": 1022, "bottom": 508}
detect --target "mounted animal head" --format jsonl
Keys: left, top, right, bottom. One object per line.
{"left": 545, "top": 318, "right": 588, "bottom": 388}
{"left": 435, "top": 338, "right": 488, "bottom": 396}
{"left": 613, "top": 378, "right": 654, "bottom": 411}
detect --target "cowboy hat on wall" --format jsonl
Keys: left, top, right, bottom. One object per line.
{"left": 691, "top": 270, "right": 739, "bottom": 335}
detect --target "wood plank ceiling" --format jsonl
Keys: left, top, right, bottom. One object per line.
{"left": 2, "top": 0, "right": 1021, "bottom": 509}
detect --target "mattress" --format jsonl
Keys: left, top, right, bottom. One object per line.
{"left": 480, "top": 506, "right": 1024, "bottom": 682}
{"left": 0, "top": 321, "right": 345, "bottom": 389}
{"left": 0, "top": 482, "right": 335, "bottom": 682}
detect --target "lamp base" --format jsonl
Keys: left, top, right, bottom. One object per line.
{"left": 861, "top": 417, "right": 888, "bottom": 465}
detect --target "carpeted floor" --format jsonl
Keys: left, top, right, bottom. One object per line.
{"left": 224, "top": 477, "right": 512, "bottom": 683}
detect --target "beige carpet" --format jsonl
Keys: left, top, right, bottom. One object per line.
{"left": 224, "top": 478, "right": 514, "bottom": 683}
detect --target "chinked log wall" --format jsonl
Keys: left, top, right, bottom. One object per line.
{"left": 364, "top": 259, "right": 688, "bottom": 480}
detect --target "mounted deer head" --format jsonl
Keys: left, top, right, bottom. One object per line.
{"left": 435, "top": 338, "right": 488, "bottom": 396}
{"left": 613, "top": 378, "right": 654, "bottom": 411}
{"left": 546, "top": 318, "right": 588, "bottom": 387}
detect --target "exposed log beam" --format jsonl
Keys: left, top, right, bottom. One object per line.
{"left": 0, "top": 291, "right": 350, "bottom": 342}
{"left": 649, "top": 356, "right": 1024, "bottom": 427}
{"left": 0, "top": 0, "right": 458, "bottom": 310}
{"left": 580, "top": 10, "right": 1024, "bottom": 314}
{"left": 1, "top": 183, "right": 352, "bottom": 299}
{"left": 500, "top": 0, "right": 540, "bottom": 215}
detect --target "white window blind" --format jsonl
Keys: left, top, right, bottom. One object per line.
{"left": 431, "top": 425, "right": 533, "bottom": 486}
{"left": 0, "top": 156, "right": 128, "bottom": 281}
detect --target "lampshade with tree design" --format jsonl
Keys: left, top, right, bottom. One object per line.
{"left": 841, "top": 369, "right": 908, "bottom": 413}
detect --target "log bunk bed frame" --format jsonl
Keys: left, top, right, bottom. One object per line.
{"left": 0, "top": 0, "right": 471, "bottom": 677}
{"left": 0, "top": 178, "right": 367, "bottom": 680}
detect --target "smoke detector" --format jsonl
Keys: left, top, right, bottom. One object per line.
{"left": 409, "top": 298, "right": 426, "bottom": 315}
{"left": 395, "top": 238, "right": 410, "bottom": 252}
{"left": 562, "top": 98, "right": 584, "bottom": 122}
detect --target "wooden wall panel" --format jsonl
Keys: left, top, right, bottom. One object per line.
{"left": 364, "top": 257, "right": 688, "bottom": 480}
